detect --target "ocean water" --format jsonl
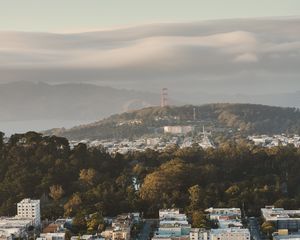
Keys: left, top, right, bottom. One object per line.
{"left": 0, "top": 119, "right": 94, "bottom": 137}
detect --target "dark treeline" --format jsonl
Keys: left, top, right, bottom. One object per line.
{"left": 0, "top": 132, "right": 300, "bottom": 222}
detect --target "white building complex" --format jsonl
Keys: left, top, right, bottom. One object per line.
{"left": 164, "top": 126, "right": 194, "bottom": 135}
{"left": 0, "top": 198, "right": 40, "bottom": 239}
{"left": 153, "top": 208, "right": 250, "bottom": 240}
{"left": 152, "top": 209, "right": 191, "bottom": 240}
{"left": 261, "top": 206, "right": 300, "bottom": 232}
{"left": 206, "top": 208, "right": 250, "bottom": 240}
{"left": 205, "top": 208, "right": 241, "bottom": 220}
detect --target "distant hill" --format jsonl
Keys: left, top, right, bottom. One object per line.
{"left": 0, "top": 81, "right": 160, "bottom": 121}
{"left": 44, "top": 103, "right": 300, "bottom": 140}
{"left": 183, "top": 91, "right": 300, "bottom": 109}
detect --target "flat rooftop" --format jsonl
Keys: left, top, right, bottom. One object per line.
{"left": 205, "top": 208, "right": 241, "bottom": 214}
{"left": 0, "top": 217, "right": 33, "bottom": 228}
{"left": 261, "top": 206, "right": 300, "bottom": 221}
{"left": 273, "top": 234, "right": 300, "bottom": 240}
{"left": 211, "top": 228, "right": 250, "bottom": 234}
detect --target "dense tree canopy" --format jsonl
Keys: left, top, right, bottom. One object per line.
{"left": 0, "top": 131, "right": 300, "bottom": 219}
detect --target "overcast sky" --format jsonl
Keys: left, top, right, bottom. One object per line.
{"left": 0, "top": 0, "right": 299, "bottom": 32}
{"left": 0, "top": 1, "right": 299, "bottom": 96}
{"left": 0, "top": 18, "right": 300, "bottom": 96}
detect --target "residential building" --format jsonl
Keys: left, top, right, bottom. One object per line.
{"left": 153, "top": 209, "right": 191, "bottom": 240}
{"left": 273, "top": 233, "right": 300, "bottom": 240}
{"left": 0, "top": 217, "right": 34, "bottom": 239}
{"left": 17, "top": 198, "right": 41, "bottom": 226}
{"left": 42, "top": 219, "right": 72, "bottom": 235}
{"left": 205, "top": 208, "right": 241, "bottom": 221}
{"left": 38, "top": 232, "right": 65, "bottom": 240}
{"left": 261, "top": 206, "right": 300, "bottom": 232}
{"left": 101, "top": 213, "right": 134, "bottom": 240}
{"left": 248, "top": 134, "right": 300, "bottom": 148}
{"left": 42, "top": 223, "right": 61, "bottom": 233}
{"left": 189, "top": 228, "right": 209, "bottom": 240}
{"left": 163, "top": 126, "right": 194, "bottom": 135}
{"left": 205, "top": 207, "right": 249, "bottom": 240}
{"left": 210, "top": 228, "right": 250, "bottom": 240}
{"left": 71, "top": 235, "right": 104, "bottom": 240}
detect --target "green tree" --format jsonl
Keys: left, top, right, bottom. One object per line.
{"left": 79, "top": 168, "right": 97, "bottom": 185}
{"left": 188, "top": 185, "right": 204, "bottom": 210}
{"left": 49, "top": 185, "right": 64, "bottom": 201}
{"left": 64, "top": 193, "right": 82, "bottom": 217}
{"left": 191, "top": 211, "right": 209, "bottom": 229}
{"left": 261, "top": 221, "right": 275, "bottom": 238}
{"left": 86, "top": 213, "right": 104, "bottom": 234}
{"left": 139, "top": 159, "right": 191, "bottom": 211}
{"left": 73, "top": 212, "right": 87, "bottom": 234}
{"left": 65, "top": 230, "right": 72, "bottom": 240}
{"left": 0, "top": 131, "right": 4, "bottom": 150}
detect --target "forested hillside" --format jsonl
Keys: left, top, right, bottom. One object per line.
{"left": 45, "top": 104, "right": 300, "bottom": 140}
{"left": 1, "top": 131, "right": 300, "bottom": 232}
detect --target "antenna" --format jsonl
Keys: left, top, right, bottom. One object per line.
{"left": 203, "top": 126, "right": 206, "bottom": 137}
{"left": 161, "top": 88, "right": 168, "bottom": 107}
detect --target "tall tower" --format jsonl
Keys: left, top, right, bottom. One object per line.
{"left": 161, "top": 88, "right": 168, "bottom": 107}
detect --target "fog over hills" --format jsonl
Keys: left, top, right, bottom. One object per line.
{"left": 0, "top": 18, "right": 300, "bottom": 134}
{"left": 0, "top": 81, "right": 299, "bottom": 124}
{"left": 0, "top": 81, "right": 159, "bottom": 121}
{"left": 0, "top": 81, "right": 299, "bottom": 129}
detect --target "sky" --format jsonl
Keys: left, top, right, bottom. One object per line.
{"left": 0, "top": 0, "right": 299, "bottom": 95}
{"left": 0, "top": 0, "right": 300, "bottom": 32}
{"left": 1, "top": 18, "right": 300, "bottom": 94}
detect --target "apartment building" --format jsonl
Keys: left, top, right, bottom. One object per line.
{"left": 190, "top": 228, "right": 210, "bottom": 240}
{"left": 17, "top": 198, "right": 41, "bottom": 226}
{"left": 153, "top": 209, "right": 191, "bottom": 240}
{"left": 261, "top": 206, "right": 300, "bottom": 232}
{"left": 210, "top": 228, "right": 250, "bottom": 240}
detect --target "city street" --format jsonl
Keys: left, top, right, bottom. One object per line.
{"left": 138, "top": 219, "right": 157, "bottom": 240}
{"left": 248, "top": 217, "right": 262, "bottom": 240}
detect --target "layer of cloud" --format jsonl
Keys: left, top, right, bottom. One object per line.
{"left": 0, "top": 18, "right": 299, "bottom": 95}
